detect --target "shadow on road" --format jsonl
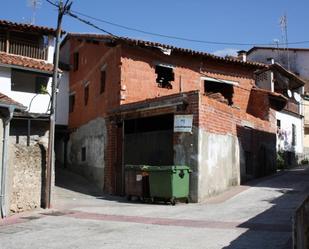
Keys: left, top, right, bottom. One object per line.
{"left": 222, "top": 168, "right": 309, "bottom": 249}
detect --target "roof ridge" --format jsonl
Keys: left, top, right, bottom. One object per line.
{"left": 65, "top": 33, "right": 267, "bottom": 68}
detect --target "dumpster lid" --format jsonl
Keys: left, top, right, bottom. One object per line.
{"left": 125, "top": 165, "right": 151, "bottom": 171}
{"left": 145, "top": 165, "right": 191, "bottom": 171}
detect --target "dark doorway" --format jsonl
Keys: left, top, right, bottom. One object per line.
{"left": 124, "top": 114, "right": 174, "bottom": 166}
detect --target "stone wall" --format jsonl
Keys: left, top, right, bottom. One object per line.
{"left": 67, "top": 117, "right": 107, "bottom": 190}
{"left": 7, "top": 119, "right": 49, "bottom": 214}
{"left": 8, "top": 137, "right": 46, "bottom": 213}
{"left": 293, "top": 196, "right": 309, "bottom": 249}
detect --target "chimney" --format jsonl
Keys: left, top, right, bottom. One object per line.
{"left": 267, "top": 57, "right": 275, "bottom": 64}
{"left": 237, "top": 50, "right": 247, "bottom": 62}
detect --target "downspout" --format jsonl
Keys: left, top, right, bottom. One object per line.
{"left": 0, "top": 106, "right": 14, "bottom": 218}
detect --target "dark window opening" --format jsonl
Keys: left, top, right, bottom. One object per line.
{"left": 84, "top": 85, "right": 89, "bottom": 105}
{"left": 11, "top": 69, "right": 49, "bottom": 94}
{"left": 125, "top": 114, "right": 174, "bottom": 134}
{"left": 292, "top": 124, "right": 296, "bottom": 146}
{"left": 277, "top": 119, "right": 281, "bottom": 129}
{"left": 204, "top": 80, "right": 234, "bottom": 105}
{"left": 100, "top": 70, "right": 106, "bottom": 94}
{"left": 69, "top": 94, "right": 75, "bottom": 113}
{"left": 155, "top": 65, "right": 174, "bottom": 89}
{"left": 81, "top": 147, "right": 86, "bottom": 161}
{"left": 73, "top": 52, "right": 79, "bottom": 71}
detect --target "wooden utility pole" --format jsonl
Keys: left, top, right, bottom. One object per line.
{"left": 45, "top": 0, "right": 71, "bottom": 209}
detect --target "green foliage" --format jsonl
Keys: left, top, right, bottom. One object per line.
{"left": 276, "top": 151, "right": 285, "bottom": 170}
{"left": 300, "top": 158, "right": 309, "bottom": 165}
{"left": 39, "top": 85, "right": 48, "bottom": 94}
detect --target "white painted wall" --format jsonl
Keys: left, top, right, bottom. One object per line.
{"left": 248, "top": 49, "right": 309, "bottom": 79}
{"left": 276, "top": 111, "right": 303, "bottom": 153}
{"left": 56, "top": 71, "right": 69, "bottom": 125}
{"left": 47, "top": 35, "right": 55, "bottom": 64}
{"left": 0, "top": 67, "right": 52, "bottom": 114}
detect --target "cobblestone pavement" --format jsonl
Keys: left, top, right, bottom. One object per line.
{"left": 1, "top": 167, "right": 308, "bottom": 249}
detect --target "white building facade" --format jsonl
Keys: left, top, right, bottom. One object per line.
{"left": 247, "top": 47, "right": 309, "bottom": 154}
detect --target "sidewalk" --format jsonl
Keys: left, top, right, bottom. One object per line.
{"left": 1, "top": 167, "right": 308, "bottom": 249}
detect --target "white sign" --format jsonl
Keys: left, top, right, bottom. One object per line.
{"left": 174, "top": 115, "right": 193, "bottom": 132}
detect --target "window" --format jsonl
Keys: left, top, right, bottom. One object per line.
{"left": 100, "top": 70, "right": 106, "bottom": 94}
{"left": 69, "top": 94, "right": 75, "bottom": 113}
{"left": 84, "top": 84, "right": 89, "bottom": 105}
{"left": 292, "top": 124, "right": 296, "bottom": 146}
{"left": 277, "top": 119, "right": 281, "bottom": 129}
{"left": 81, "top": 147, "right": 86, "bottom": 161}
{"left": 73, "top": 52, "right": 79, "bottom": 71}
{"left": 11, "top": 69, "right": 49, "bottom": 94}
{"left": 155, "top": 65, "right": 174, "bottom": 89}
{"left": 204, "top": 80, "right": 234, "bottom": 105}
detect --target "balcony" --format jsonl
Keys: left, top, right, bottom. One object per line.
{"left": 283, "top": 99, "right": 300, "bottom": 115}
{"left": 0, "top": 32, "right": 48, "bottom": 60}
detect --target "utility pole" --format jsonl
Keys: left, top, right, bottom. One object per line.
{"left": 45, "top": 0, "right": 71, "bottom": 209}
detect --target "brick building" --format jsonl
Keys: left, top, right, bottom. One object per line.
{"left": 59, "top": 34, "right": 286, "bottom": 202}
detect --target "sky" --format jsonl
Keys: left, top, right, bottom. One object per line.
{"left": 2, "top": 0, "right": 309, "bottom": 56}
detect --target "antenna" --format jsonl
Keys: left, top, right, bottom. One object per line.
{"left": 279, "top": 13, "right": 290, "bottom": 70}
{"left": 27, "top": 0, "right": 42, "bottom": 24}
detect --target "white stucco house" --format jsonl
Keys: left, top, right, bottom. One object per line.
{"left": 0, "top": 19, "right": 69, "bottom": 217}
{"left": 0, "top": 19, "right": 68, "bottom": 124}
{"left": 246, "top": 47, "right": 309, "bottom": 154}
{"left": 244, "top": 48, "right": 306, "bottom": 164}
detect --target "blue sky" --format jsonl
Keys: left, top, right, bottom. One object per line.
{"left": 2, "top": 0, "right": 309, "bottom": 56}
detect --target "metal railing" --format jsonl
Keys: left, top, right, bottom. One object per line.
{"left": 8, "top": 39, "right": 48, "bottom": 60}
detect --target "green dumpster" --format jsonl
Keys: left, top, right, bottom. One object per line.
{"left": 147, "top": 165, "right": 191, "bottom": 205}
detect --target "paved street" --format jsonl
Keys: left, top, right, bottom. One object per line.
{"left": 1, "top": 167, "right": 309, "bottom": 249}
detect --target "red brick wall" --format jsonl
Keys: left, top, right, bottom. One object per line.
{"left": 120, "top": 45, "right": 257, "bottom": 113}
{"left": 199, "top": 94, "right": 276, "bottom": 135}
{"left": 68, "top": 39, "right": 122, "bottom": 129}
{"left": 65, "top": 39, "right": 277, "bottom": 193}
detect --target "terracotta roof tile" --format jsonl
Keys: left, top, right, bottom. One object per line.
{"left": 0, "top": 52, "right": 54, "bottom": 73}
{"left": 0, "top": 93, "right": 25, "bottom": 109}
{"left": 0, "top": 19, "right": 59, "bottom": 36}
{"left": 64, "top": 33, "right": 267, "bottom": 68}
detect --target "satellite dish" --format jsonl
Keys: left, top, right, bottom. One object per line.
{"left": 287, "top": 89, "right": 292, "bottom": 98}
{"left": 294, "top": 92, "right": 302, "bottom": 103}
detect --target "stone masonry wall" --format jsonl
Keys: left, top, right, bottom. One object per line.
{"left": 8, "top": 140, "right": 44, "bottom": 213}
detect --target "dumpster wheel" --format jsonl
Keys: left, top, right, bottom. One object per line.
{"left": 170, "top": 197, "right": 176, "bottom": 206}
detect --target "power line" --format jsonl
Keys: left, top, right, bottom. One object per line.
{"left": 45, "top": 0, "right": 309, "bottom": 47}
{"left": 45, "top": 0, "right": 117, "bottom": 37}
{"left": 66, "top": 11, "right": 118, "bottom": 37}
{"left": 45, "top": 0, "right": 58, "bottom": 7}
{"left": 70, "top": 9, "right": 309, "bottom": 47}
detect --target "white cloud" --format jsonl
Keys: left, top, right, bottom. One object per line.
{"left": 212, "top": 48, "right": 239, "bottom": 57}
